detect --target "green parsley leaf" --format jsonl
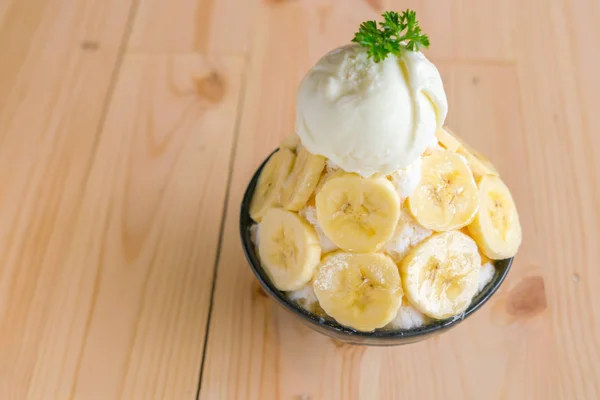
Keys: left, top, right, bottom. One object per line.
{"left": 352, "top": 10, "right": 430, "bottom": 62}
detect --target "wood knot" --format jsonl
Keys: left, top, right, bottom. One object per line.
{"left": 506, "top": 276, "right": 547, "bottom": 319}
{"left": 194, "top": 71, "right": 226, "bottom": 103}
{"left": 80, "top": 40, "right": 100, "bottom": 51}
{"left": 265, "top": 0, "right": 296, "bottom": 5}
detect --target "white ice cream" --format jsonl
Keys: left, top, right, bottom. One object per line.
{"left": 388, "top": 300, "right": 429, "bottom": 330}
{"left": 478, "top": 262, "right": 496, "bottom": 293}
{"left": 325, "top": 158, "right": 339, "bottom": 173}
{"left": 389, "top": 157, "right": 422, "bottom": 200}
{"left": 250, "top": 224, "right": 260, "bottom": 248}
{"left": 296, "top": 44, "right": 447, "bottom": 177}
{"left": 298, "top": 206, "right": 339, "bottom": 253}
{"left": 287, "top": 283, "right": 319, "bottom": 312}
{"left": 384, "top": 203, "right": 433, "bottom": 262}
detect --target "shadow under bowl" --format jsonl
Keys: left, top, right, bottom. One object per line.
{"left": 240, "top": 151, "right": 513, "bottom": 346}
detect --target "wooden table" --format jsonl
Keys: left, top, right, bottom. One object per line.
{"left": 1, "top": 0, "right": 598, "bottom": 398}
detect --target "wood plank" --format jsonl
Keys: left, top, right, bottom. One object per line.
{"left": 0, "top": 0, "right": 135, "bottom": 397}
{"left": 41, "top": 54, "right": 242, "bottom": 399}
{"left": 2, "top": 0, "right": 598, "bottom": 397}
{"left": 512, "top": 0, "right": 600, "bottom": 398}
{"left": 199, "top": 1, "right": 554, "bottom": 398}
{"left": 128, "top": 0, "right": 259, "bottom": 54}
{"left": 128, "top": 0, "right": 384, "bottom": 57}
{"left": 390, "top": 0, "right": 514, "bottom": 61}
{"left": 198, "top": 6, "right": 313, "bottom": 398}
{"left": 302, "top": 0, "right": 386, "bottom": 64}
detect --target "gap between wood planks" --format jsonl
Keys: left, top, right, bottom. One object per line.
{"left": 188, "top": 56, "right": 518, "bottom": 400}
{"left": 66, "top": 0, "right": 142, "bottom": 395}
{"left": 194, "top": 54, "right": 251, "bottom": 400}
{"left": 76, "top": 0, "right": 142, "bottom": 189}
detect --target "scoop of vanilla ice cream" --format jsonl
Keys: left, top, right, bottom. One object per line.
{"left": 296, "top": 44, "right": 447, "bottom": 176}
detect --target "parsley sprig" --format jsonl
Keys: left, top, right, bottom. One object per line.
{"left": 352, "top": 10, "right": 430, "bottom": 62}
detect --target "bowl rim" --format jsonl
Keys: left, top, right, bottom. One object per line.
{"left": 239, "top": 150, "right": 514, "bottom": 341}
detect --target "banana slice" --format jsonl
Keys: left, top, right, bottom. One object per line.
{"left": 460, "top": 227, "right": 492, "bottom": 265}
{"left": 306, "top": 168, "right": 345, "bottom": 207}
{"left": 280, "top": 147, "right": 326, "bottom": 211}
{"left": 435, "top": 128, "right": 462, "bottom": 152}
{"left": 409, "top": 150, "right": 479, "bottom": 231}
{"left": 467, "top": 175, "right": 521, "bottom": 259}
{"left": 436, "top": 127, "right": 499, "bottom": 178}
{"left": 400, "top": 231, "right": 481, "bottom": 319}
{"left": 258, "top": 208, "right": 321, "bottom": 291}
{"left": 313, "top": 252, "right": 402, "bottom": 331}
{"left": 280, "top": 133, "right": 301, "bottom": 151}
{"left": 249, "top": 149, "right": 296, "bottom": 222}
{"left": 316, "top": 168, "right": 346, "bottom": 193}
{"left": 479, "top": 250, "right": 492, "bottom": 266}
{"left": 316, "top": 174, "right": 401, "bottom": 252}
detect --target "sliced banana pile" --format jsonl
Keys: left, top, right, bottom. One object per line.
{"left": 249, "top": 148, "right": 296, "bottom": 222}
{"left": 436, "top": 127, "right": 499, "bottom": 178}
{"left": 281, "top": 147, "right": 326, "bottom": 211}
{"left": 436, "top": 128, "right": 522, "bottom": 260}
{"left": 249, "top": 130, "right": 521, "bottom": 332}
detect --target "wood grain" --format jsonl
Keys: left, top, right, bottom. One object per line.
{"left": 64, "top": 54, "right": 243, "bottom": 399}
{"left": 128, "top": 0, "right": 259, "bottom": 54}
{"left": 0, "top": 0, "right": 135, "bottom": 397}
{"left": 0, "top": 0, "right": 599, "bottom": 398}
{"left": 512, "top": 1, "right": 600, "bottom": 398}
{"left": 0, "top": 1, "right": 245, "bottom": 393}
{"left": 198, "top": 54, "right": 552, "bottom": 400}
{"left": 200, "top": 0, "right": 598, "bottom": 399}
{"left": 393, "top": 0, "right": 515, "bottom": 61}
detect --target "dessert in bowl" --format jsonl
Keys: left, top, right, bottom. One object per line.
{"left": 240, "top": 11, "right": 521, "bottom": 345}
